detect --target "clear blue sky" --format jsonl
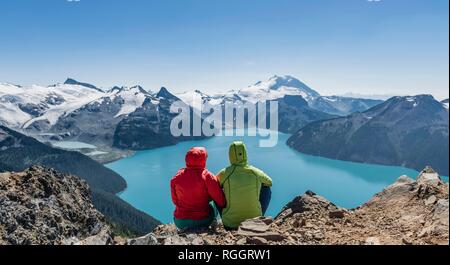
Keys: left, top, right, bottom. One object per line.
{"left": 0, "top": 0, "right": 448, "bottom": 99}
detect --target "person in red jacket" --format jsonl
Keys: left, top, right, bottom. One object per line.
{"left": 171, "top": 147, "right": 226, "bottom": 230}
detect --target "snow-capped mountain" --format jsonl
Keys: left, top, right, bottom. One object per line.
{"left": 0, "top": 79, "right": 158, "bottom": 134}
{"left": 113, "top": 87, "right": 212, "bottom": 150}
{"left": 46, "top": 84, "right": 160, "bottom": 146}
{"left": 0, "top": 75, "right": 385, "bottom": 151}
{"left": 175, "top": 76, "right": 336, "bottom": 134}
{"left": 175, "top": 75, "right": 321, "bottom": 110}
{"left": 0, "top": 80, "right": 106, "bottom": 129}
{"left": 0, "top": 78, "right": 209, "bottom": 150}
{"left": 177, "top": 90, "right": 213, "bottom": 108}
{"left": 156, "top": 87, "right": 180, "bottom": 101}
{"left": 109, "top": 85, "right": 152, "bottom": 117}
{"left": 175, "top": 75, "right": 383, "bottom": 117}
{"left": 229, "top": 75, "right": 320, "bottom": 103}
{"left": 176, "top": 89, "right": 241, "bottom": 111}
{"left": 230, "top": 75, "right": 384, "bottom": 116}
{"left": 235, "top": 75, "right": 321, "bottom": 104}
{"left": 0, "top": 79, "right": 166, "bottom": 147}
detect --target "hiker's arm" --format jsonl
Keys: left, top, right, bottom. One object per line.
{"left": 204, "top": 172, "right": 226, "bottom": 208}
{"left": 252, "top": 167, "right": 273, "bottom": 187}
{"left": 216, "top": 169, "right": 225, "bottom": 187}
{"left": 170, "top": 178, "right": 178, "bottom": 205}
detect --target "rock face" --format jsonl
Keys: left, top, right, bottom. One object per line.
{"left": 128, "top": 168, "right": 449, "bottom": 245}
{"left": 0, "top": 166, "right": 113, "bottom": 245}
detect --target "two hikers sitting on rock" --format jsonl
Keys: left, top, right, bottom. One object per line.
{"left": 170, "top": 141, "right": 273, "bottom": 230}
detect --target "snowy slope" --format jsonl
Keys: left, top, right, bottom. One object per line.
{"left": 0, "top": 82, "right": 102, "bottom": 128}
{"left": 0, "top": 102, "right": 32, "bottom": 128}
{"left": 21, "top": 83, "right": 106, "bottom": 128}
{"left": 0, "top": 84, "right": 31, "bottom": 127}
{"left": 0, "top": 80, "right": 154, "bottom": 129}
{"left": 176, "top": 75, "right": 320, "bottom": 109}
{"left": 236, "top": 75, "right": 321, "bottom": 104}
{"left": 1, "top": 75, "right": 389, "bottom": 134}
{"left": 110, "top": 86, "right": 149, "bottom": 117}
{"left": 176, "top": 90, "right": 215, "bottom": 110}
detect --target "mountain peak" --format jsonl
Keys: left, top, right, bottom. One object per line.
{"left": 363, "top": 94, "right": 446, "bottom": 118}
{"left": 388, "top": 94, "right": 438, "bottom": 108}
{"left": 156, "top": 87, "right": 179, "bottom": 101}
{"left": 110, "top": 85, "right": 148, "bottom": 95}
{"left": 267, "top": 75, "right": 317, "bottom": 93}
{"left": 130, "top": 85, "right": 148, "bottom": 94}
{"left": 265, "top": 75, "right": 320, "bottom": 99}
{"left": 64, "top": 78, "right": 101, "bottom": 91}
{"left": 239, "top": 75, "right": 321, "bottom": 103}
{"left": 269, "top": 74, "right": 296, "bottom": 81}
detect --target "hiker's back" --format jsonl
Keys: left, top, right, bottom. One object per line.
{"left": 217, "top": 141, "right": 273, "bottom": 229}
{"left": 171, "top": 147, "right": 226, "bottom": 226}
{"left": 219, "top": 165, "right": 263, "bottom": 228}
{"left": 172, "top": 168, "right": 211, "bottom": 217}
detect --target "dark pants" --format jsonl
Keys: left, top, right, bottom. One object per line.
{"left": 259, "top": 185, "right": 272, "bottom": 215}
{"left": 174, "top": 202, "right": 217, "bottom": 230}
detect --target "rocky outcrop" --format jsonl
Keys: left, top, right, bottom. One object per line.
{"left": 128, "top": 168, "right": 449, "bottom": 245}
{"left": 0, "top": 126, "right": 161, "bottom": 236}
{"left": 0, "top": 166, "right": 113, "bottom": 245}
{"left": 1, "top": 166, "right": 447, "bottom": 245}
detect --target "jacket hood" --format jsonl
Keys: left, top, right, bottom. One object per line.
{"left": 229, "top": 141, "right": 248, "bottom": 165}
{"left": 185, "top": 147, "right": 208, "bottom": 168}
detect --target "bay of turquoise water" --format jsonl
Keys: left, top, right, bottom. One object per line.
{"left": 106, "top": 131, "right": 441, "bottom": 224}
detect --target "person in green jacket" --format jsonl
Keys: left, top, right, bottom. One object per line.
{"left": 216, "top": 141, "right": 273, "bottom": 229}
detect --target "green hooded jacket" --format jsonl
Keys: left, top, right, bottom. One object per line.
{"left": 217, "top": 141, "right": 273, "bottom": 228}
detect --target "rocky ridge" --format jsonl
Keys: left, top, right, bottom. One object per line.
{"left": 128, "top": 167, "right": 449, "bottom": 245}
{"left": 0, "top": 166, "right": 113, "bottom": 245}
{"left": 0, "top": 166, "right": 447, "bottom": 245}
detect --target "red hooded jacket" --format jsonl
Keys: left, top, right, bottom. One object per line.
{"left": 171, "top": 147, "right": 226, "bottom": 220}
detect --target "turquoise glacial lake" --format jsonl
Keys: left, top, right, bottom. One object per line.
{"left": 106, "top": 131, "right": 441, "bottom": 224}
